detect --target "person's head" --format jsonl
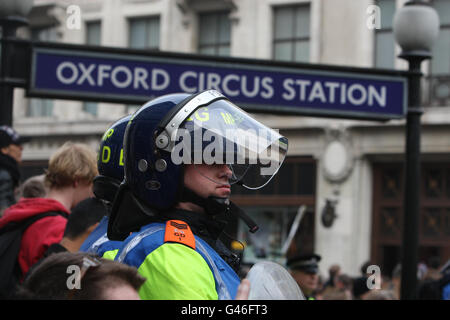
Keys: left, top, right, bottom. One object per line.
{"left": 335, "top": 274, "right": 353, "bottom": 291}
{"left": 19, "top": 174, "right": 48, "bottom": 198}
{"left": 0, "top": 125, "right": 30, "bottom": 163}
{"left": 45, "top": 142, "right": 98, "bottom": 208}
{"left": 286, "top": 253, "right": 321, "bottom": 296}
{"left": 108, "top": 90, "right": 288, "bottom": 240}
{"left": 352, "top": 276, "right": 371, "bottom": 300}
{"left": 428, "top": 256, "right": 441, "bottom": 269}
{"left": 322, "top": 289, "right": 352, "bottom": 300}
{"left": 17, "top": 252, "right": 145, "bottom": 300}
{"left": 62, "top": 197, "right": 108, "bottom": 251}
{"left": 364, "top": 289, "right": 396, "bottom": 300}
{"left": 328, "top": 264, "right": 341, "bottom": 284}
{"left": 93, "top": 115, "right": 131, "bottom": 206}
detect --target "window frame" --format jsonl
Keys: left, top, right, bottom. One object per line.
{"left": 128, "top": 15, "right": 161, "bottom": 50}
{"left": 197, "top": 10, "right": 231, "bottom": 56}
{"left": 272, "top": 3, "right": 311, "bottom": 63}
{"left": 231, "top": 157, "right": 316, "bottom": 207}
{"left": 373, "top": 0, "right": 396, "bottom": 69}
{"left": 429, "top": 0, "right": 450, "bottom": 75}
{"left": 83, "top": 20, "right": 102, "bottom": 116}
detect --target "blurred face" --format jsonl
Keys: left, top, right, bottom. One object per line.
{"left": 1, "top": 144, "right": 23, "bottom": 163}
{"left": 183, "top": 164, "right": 232, "bottom": 198}
{"left": 290, "top": 270, "right": 319, "bottom": 296}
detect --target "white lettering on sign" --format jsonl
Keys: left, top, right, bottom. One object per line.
{"left": 55, "top": 62, "right": 170, "bottom": 91}
{"left": 77, "top": 63, "right": 96, "bottom": 86}
{"left": 152, "top": 68, "right": 170, "bottom": 91}
{"left": 54, "top": 60, "right": 388, "bottom": 108}
{"left": 98, "top": 64, "right": 112, "bottom": 86}
{"left": 57, "top": 62, "right": 78, "bottom": 84}
{"left": 282, "top": 78, "right": 386, "bottom": 107}
{"left": 178, "top": 71, "right": 274, "bottom": 100}
{"left": 179, "top": 71, "right": 274, "bottom": 99}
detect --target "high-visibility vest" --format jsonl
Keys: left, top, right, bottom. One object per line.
{"left": 115, "top": 220, "right": 240, "bottom": 300}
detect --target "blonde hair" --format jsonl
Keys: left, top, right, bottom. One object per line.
{"left": 45, "top": 142, "right": 98, "bottom": 189}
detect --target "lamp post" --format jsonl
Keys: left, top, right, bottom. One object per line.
{"left": 0, "top": 0, "right": 33, "bottom": 126}
{"left": 393, "top": 0, "right": 439, "bottom": 300}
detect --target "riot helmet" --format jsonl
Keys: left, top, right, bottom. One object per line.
{"left": 93, "top": 115, "right": 130, "bottom": 203}
{"left": 108, "top": 90, "right": 288, "bottom": 240}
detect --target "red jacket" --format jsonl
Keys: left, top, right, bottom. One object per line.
{"left": 0, "top": 198, "right": 70, "bottom": 277}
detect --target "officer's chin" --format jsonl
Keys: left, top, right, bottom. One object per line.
{"left": 215, "top": 185, "right": 231, "bottom": 197}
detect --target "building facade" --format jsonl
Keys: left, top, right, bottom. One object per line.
{"left": 10, "top": 0, "right": 450, "bottom": 277}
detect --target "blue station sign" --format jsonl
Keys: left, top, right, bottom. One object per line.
{"left": 29, "top": 43, "right": 408, "bottom": 120}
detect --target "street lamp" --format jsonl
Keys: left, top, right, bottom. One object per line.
{"left": 393, "top": 0, "right": 439, "bottom": 300}
{"left": 0, "top": 0, "right": 33, "bottom": 126}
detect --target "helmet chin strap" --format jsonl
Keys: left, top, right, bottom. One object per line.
{"left": 180, "top": 186, "right": 229, "bottom": 216}
{"left": 180, "top": 186, "right": 259, "bottom": 233}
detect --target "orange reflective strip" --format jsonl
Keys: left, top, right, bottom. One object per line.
{"left": 164, "top": 220, "right": 196, "bottom": 250}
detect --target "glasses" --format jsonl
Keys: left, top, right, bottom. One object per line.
{"left": 67, "top": 256, "right": 101, "bottom": 299}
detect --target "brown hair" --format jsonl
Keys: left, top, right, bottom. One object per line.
{"left": 45, "top": 142, "right": 98, "bottom": 189}
{"left": 20, "top": 174, "right": 47, "bottom": 198}
{"left": 17, "top": 252, "right": 146, "bottom": 300}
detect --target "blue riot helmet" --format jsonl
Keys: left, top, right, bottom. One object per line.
{"left": 108, "top": 90, "right": 288, "bottom": 240}
{"left": 93, "top": 115, "right": 131, "bottom": 204}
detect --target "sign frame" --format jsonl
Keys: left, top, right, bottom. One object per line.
{"left": 28, "top": 42, "right": 410, "bottom": 121}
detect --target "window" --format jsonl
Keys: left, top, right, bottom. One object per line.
{"left": 428, "top": 0, "right": 450, "bottom": 106}
{"left": 129, "top": 16, "right": 160, "bottom": 49}
{"left": 198, "top": 11, "right": 231, "bottom": 56}
{"left": 83, "top": 21, "right": 102, "bottom": 116}
{"left": 28, "top": 28, "right": 57, "bottom": 117}
{"left": 231, "top": 157, "right": 317, "bottom": 263}
{"left": 86, "top": 21, "right": 101, "bottom": 46}
{"left": 273, "top": 5, "right": 310, "bottom": 62}
{"left": 374, "top": 0, "right": 396, "bottom": 69}
{"left": 431, "top": 0, "right": 450, "bottom": 75}
{"left": 232, "top": 159, "right": 316, "bottom": 196}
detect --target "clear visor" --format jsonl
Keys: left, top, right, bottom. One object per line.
{"left": 168, "top": 98, "right": 288, "bottom": 190}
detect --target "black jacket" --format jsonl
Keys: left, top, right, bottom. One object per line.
{"left": 0, "top": 154, "right": 20, "bottom": 214}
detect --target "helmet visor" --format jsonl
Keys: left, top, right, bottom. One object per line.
{"left": 170, "top": 98, "right": 288, "bottom": 190}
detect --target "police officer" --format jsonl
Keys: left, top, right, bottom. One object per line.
{"left": 80, "top": 115, "right": 131, "bottom": 259}
{"left": 108, "top": 90, "right": 288, "bottom": 300}
{"left": 286, "top": 253, "right": 322, "bottom": 300}
{"left": 0, "top": 126, "right": 30, "bottom": 215}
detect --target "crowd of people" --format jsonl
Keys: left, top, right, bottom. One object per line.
{"left": 0, "top": 90, "right": 449, "bottom": 301}
{"left": 282, "top": 254, "right": 450, "bottom": 300}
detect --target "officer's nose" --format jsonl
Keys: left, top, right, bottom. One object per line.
{"left": 220, "top": 164, "right": 233, "bottom": 180}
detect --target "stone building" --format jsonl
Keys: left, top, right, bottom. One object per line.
{"left": 10, "top": 0, "right": 450, "bottom": 277}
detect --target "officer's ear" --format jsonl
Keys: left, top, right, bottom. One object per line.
{"left": 107, "top": 183, "right": 156, "bottom": 241}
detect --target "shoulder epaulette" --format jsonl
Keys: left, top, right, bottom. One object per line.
{"left": 164, "top": 220, "right": 196, "bottom": 250}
